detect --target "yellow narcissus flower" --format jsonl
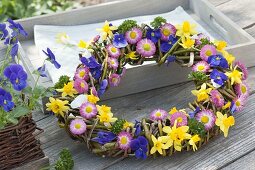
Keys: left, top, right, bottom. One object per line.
{"left": 57, "top": 81, "right": 78, "bottom": 97}
{"left": 169, "top": 107, "right": 178, "bottom": 115}
{"left": 214, "top": 40, "right": 227, "bottom": 51}
{"left": 180, "top": 36, "right": 195, "bottom": 49}
{"left": 189, "top": 135, "right": 201, "bottom": 151}
{"left": 162, "top": 121, "right": 191, "bottom": 151}
{"left": 222, "top": 50, "right": 235, "bottom": 65}
{"left": 176, "top": 21, "right": 197, "bottom": 37}
{"left": 87, "top": 94, "right": 100, "bottom": 104}
{"left": 96, "top": 20, "right": 117, "bottom": 40}
{"left": 215, "top": 112, "right": 235, "bottom": 137}
{"left": 56, "top": 32, "right": 70, "bottom": 44}
{"left": 225, "top": 67, "right": 242, "bottom": 85}
{"left": 96, "top": 105, "right": 111, "bottom": 114}
{"left": 126, "top": 51, "right": 138, "bottom": 60}
{"left": 123, "top": 121, "right": 134, "bottom": 129}
{"left": 97, "top": 111, "right": 117, "bottom": 123}
{"left": 222, "top": 101, "right": 231, "bottom": 110}
{"left": 46, "top": 97, "right": 69, "bottom": 117}
{"left": 78, "top": 40, "right": 90, "bottom": 49}
{"left": 191, "top": 83, "right": 212, "bottom": 102}
{"left": 150, "top": 135, "right": 171, "bottom": 155}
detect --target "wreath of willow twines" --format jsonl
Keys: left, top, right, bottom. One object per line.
{"left": 46, "top": 17, "right": 249, "bottom": 159}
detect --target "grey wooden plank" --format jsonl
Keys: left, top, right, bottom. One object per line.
{"left": 207, "top": 0, "right": 231, "bottom": 6}
{"left": 13, "top": 157, "right": 49, "bottom": 170}
{"left": 245, "top": 26, "right": 255, "bottom": 37}
{"left": 221, "top": 150, "right": 255, "bottom": 170}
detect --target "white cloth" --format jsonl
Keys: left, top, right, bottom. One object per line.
{"left": 34, "top": 6, "right": 215, "bottom": 84}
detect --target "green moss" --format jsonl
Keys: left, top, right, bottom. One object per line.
{"left": 54, "top": 148, "right": 74, "bottom": 170}
{"left": 54, "top": 75, "right": 70, "bottom": 89}
{"left": 150, "top": 16, "right": 167, "bottom": 29}
{"left": 188, "top": 71, "right": 208, "bottom": 82}
{"left": 118, "top": 20, "right": 138, "bottom": 34}
{"left": 111, "top": 119, "right": 126, "bottom": 134}
{"left": 188, "top": 118, "right": 206, "bottom": 137}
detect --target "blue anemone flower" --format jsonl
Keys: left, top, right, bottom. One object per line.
{"left": 207, "top": 54, "right": 228, "bottom": 68}
{"left": 134, "top": 120, "right": 142, "bottom": 136}
{"left": 210, "top": 69, "right": 228, "bottom": 87}
{"left": 37, "top": 64, "right": 47, "bottom": 77}
{"left": 98, "top": 79, "right": 108, "bottom": 97}
{"left": 43, "top": 48, "right": 61, "bottom": 69}
{"left": 188, "top": 107, "right": 200, "bottom": 118}
{"left": 230, "top": 101, "right": 237, "bottom": 114}
{"left": 0, "top": 23, "right": 8, "bottom": 40}
{"left": 130, "top": 136, "right": 148, "bottom": 159}
{"left": 160, "top": 35, "right": 178, "bottom": 53}
{"left": 112, "top": 34, "right": 128, "bottom": 48}
{"left": 80, "top": 56, "right": 102, "bottom": 80}
{"left": 91, "top": 131, "right": 116, "bottom": 145}
{"left": 146, "top": 28, "right": 161, "bottom": 43}
{"left": 7, "top": 18, "right": 28, "bottom": 37}
{"left": 4, "top": 64, "right": 28, "bottom": 91}
{"left": 0, "top": 88, "right": 14, "bottom": 112}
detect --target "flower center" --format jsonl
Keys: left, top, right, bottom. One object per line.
{"left": 111, "top": 47, "right": 117, "bottom": 53}
{"left": 151, "top": 32, "right": 155, "bottom": 37}
{"left": 15, "top": 78, "right": 19, "bottom": 84}
{"left": 163, "top": 28, "right": 171, "bottom": 36}
{"left": 75, "top": 123, "right": 81, "bottom": 129}
{"left": 155, "top": 111, "right": 162, "bottom": 117}
{"left": 177, "top": 117, "right": 183, "bottom": 123}
{"left": 53, "top": 104, "right": 60, "bottom": 111}
{"left": 120, "top": 137, "right": 127, "bottom": 145}
{"left": 4, "top": 100, "right": 7, "bottom": 104}
{"left": 130, "top": 31, "right": 137, "bottom": 39}
{"left": 112, "top": 78, "right": 118, "bottom": 83}
{"left": 143, "top": 43, "right": 151, "bottom": 51}
{"left": 223, "top": 118, "right": 233, "bottom": 127}
{"left": 201, "top": 115, "right": 209, "bottom": 123}
{"left": 197, "top": 65, "right": 205, "bottom": 71}
{"left": 235, "top": 100, "right": 241, "bottom": 107}
{"left": 216, "top": 57, "right": 220, "bottom": 60}
{"left": 241, "top": 85, "right": 247, "bottom": 93}
{"left": 80, "top": 82, "right": 85, "bottom": 88}
{"left": 217, "top": 76, "right": 221, "bottom": 80}
{"left": 85, "top": 106, "right": 93, "bottom": 113}
{"left": 205, "top": 50, "right": 212, "bottom": 56}
{"left": 183, "top": 21, "right": 190, "bottom": 33}
{"left": 155, "top": 142, "right": 161, "bottom": 148}
{"left": 79, "top": 71, "right": 85, "bottom": 78}
{"left": 110, "top": 60, "right": 115, "bottom": 65}
{"left": 103, "top": 25, "right": 110, "bottom": 32}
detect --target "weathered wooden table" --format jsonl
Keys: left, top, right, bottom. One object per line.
{"left": 22, "top": 0, "right": 255, "bottom": 169}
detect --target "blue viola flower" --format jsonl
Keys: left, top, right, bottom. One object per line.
{"left": 0, "top": 88, "right": 14, "bottom": 112}
{"left": 134, "top": 120, "right": 142, "bottom": 136}
{"left": 207, "top": 54, "right": 228, "bottom": 68}
{"left": 210, "top": 69, "right": 228, "bottom": 87}
{"left": 7, "top": 18, "right": 28, "bottom": 37}
{"left": 37, "top": 64, "right": 47, "bottom": 77}
{"left": 188, "top": 107, "right": 200, "bottom": 118}
{"left": 146, "top": 28, "right": 161, "bottom": 43}
{"left": 43, "top": 48, "right": 61, "bottom": 69}
{"left": 112, "top": 34, "right": 128, "bottom": 48}
{"left": 230, "top": 101, "right": 237, "bottom": 114}
{"left": 0, "top": 23, "right": 8, "bottom": 40}
{"left": 91, "top": 131, "right": 116, "bottom": 145}
{"left": 130, "top": 136, "right": 148, "bottom": 159}
{"left": 10, "top": 43, "right": 19, "bottom": 60}
{"left": 4, "top": 36, "right": 18, "bottom": 45}
{"left": 166, "top": 55, "right": 176, "bottom": 66}
{"left": 98, "top": 79, "right": 108, "bottom": 97}
{"left": 80, "top": 56, "right": 102, "bottom": 80}
{"left": 160, "top": 35, "right": 178, "bottom": 53}
{"left": 4, "top": 64, "right": 28, "bottom": 91}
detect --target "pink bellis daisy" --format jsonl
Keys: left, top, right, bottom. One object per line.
{"left": 80, "top": 102, "right": 97, "bottom": 119}
{"left": 234, "top": 61, "right": 248, "bottom": 80}
{"left": 192, "top": 61, "right": 210, "bottom": 73}
{"left": 136, "top": 38, "right": 156, "bottom": 57}
{"left": 74, "top": 78, "right": 88, "bottom": 94}
{"left": 125, "top": 28, "right": 143, "bottom": 44}
{"left": 195, "top": 110, "right": 216, "bottom": 131}
{"left": 109, "top": 73, "right": 121, "bottom": 87}
{"left": 69, "top": 119, "right": 87, "bottom": 135}
{"left": 107, "top": 57, "right": 119, "bottom": 69}
{"left": 234, "top": 82, "right": 249, "bottom": 98}
{"left": 210, "top": 90, "right": 225, "bottom": 108}
{"left": 106, "top": 44, "right": 121, "bottom": 58}
{"left": 117, "top": 131, "right": 133, "bottom": 150}
{"left": 234, "top": 95, "right": 247, "bottom": 112}
{"left": 160, "top": 23, "right": 176, "bottom": 41}
{"left": 200, "top": 45, "right": 217, "bottom": 61}
{"left": 170, "top": 111, "right": 188, "bottom": 127}
{"left": 150, "top": 109, "right": 168, "bottom": 121}
{"left": 75, "top": 67, "right": 90, "bottom": 81}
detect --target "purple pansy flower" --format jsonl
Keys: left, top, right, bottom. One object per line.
{"left": 146, "top": 28, "right": 161, "bottom": 43}
{"left": 207, "top": 54, "right": 228, "bottom": 68}
{"left": 112, "top": 34, "right": 128, "bottom": 48}
{"left": 91, "top": 131, "right": 116, "bottom": 145}
{"left": 98, "top": 79, "right": 108, "bottom": 97}
{"left": 0, "top": 88, "right": 15, "bottom": 112}
{"left": 37, "top": 64, "right": 47, "bottom": 77}
{"left": 7, "top": 18, "right": 28, "bottom": 37}
{"left": 130, "top": 136, "right": 148, "bottom": 159}
{"left": 160, "top": 35, "right": 178, "bottom": 53}
{"left": 210, "top": 69, "right": 227, "bottom": 87}
{"left": 43, "top": 48, "right": 61, "bottom": 69}
{"left": 4, "top": 64, "right": 27, "bottom": 91}
{"left": 0, "top": 23, "right": 8, "bottom": 39}
{"left": 80, "top": 56, "right": 102, "bottom": 80}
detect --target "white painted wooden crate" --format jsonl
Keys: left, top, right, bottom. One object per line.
{"left": 6, "top": 0, "right": 255, "bottom": 100}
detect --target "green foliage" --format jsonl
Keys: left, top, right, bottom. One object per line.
{"left": 0, "top": 0, "right": 80, "bottom": 22}
{"left": 54, "top": 148, "right": 74, "bottom": 170}
{"left": 118, "top": 20, "right": 138, "bottom": 34}
{"left": 150, "top": 16, "right": 167, "bottom": 29}
{"left": 111, "top": 119, "right": 126, "bottom": 134}
{"left": 188, "top": 118, "right": 206, "bottom": 137}
{"left": 197, "top": 38, "right": 214, "bottom": 49}
{"left": 188, "top": 71, "right": 208, "bottom": 82}
{"left": 54, "top": 75, "right": 70, "bottom": 89}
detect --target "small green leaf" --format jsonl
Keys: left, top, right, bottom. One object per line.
{"left": 10, "top": 106, "right": 30, "bottom": 118}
